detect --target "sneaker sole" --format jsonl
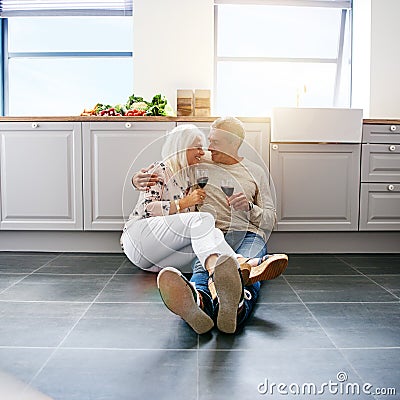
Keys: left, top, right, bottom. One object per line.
{"left": 214, "top": 255, "right": 242, "bottom": 334}
{"left": 248, "top": 254, "right": 288, "bottom": 284}
{"left": 158, "top": 268, "right": 214, "bottom": 335}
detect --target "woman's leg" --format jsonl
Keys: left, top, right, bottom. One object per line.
{"left": 123, "top": 212, "right": 235, "bottom": 272}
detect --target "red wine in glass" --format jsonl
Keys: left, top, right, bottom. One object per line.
{"left": 221, "top": 186, "right": 234, "bottom": 196}
{"left": 195, "top": 168, "right": 208, "bottom": 188}
{"left": 221, "top": 179, "right": 234, "bottom": 197}
{"left": 197, "top": 177, "right": 209, "bottom": 188}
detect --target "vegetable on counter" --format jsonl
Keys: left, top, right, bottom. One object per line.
{"left": 80, "top": 93, "right": 175, "bottom": 117}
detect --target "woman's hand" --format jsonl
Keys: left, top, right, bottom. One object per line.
{"left": 180, "top": 189, "right": 207, "bottom": 209}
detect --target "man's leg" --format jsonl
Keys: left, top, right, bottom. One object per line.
{"left": 224, "top": 231, "right": 267, "bottom": 329}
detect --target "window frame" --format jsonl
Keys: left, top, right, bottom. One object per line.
{"left": 213, "top": 0, "right": 353, "bottom": 113}
{"left": 0, "top": 16, "right": 133, "bottom": 116}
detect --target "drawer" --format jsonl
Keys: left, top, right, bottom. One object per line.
{"left": 363, "top": 124, "right": 400, "bottom": 143}
{"left": 361, "top": 144, "right": 400, "bottom": 182}
{"left": 359, "top": 183, "right": 400, "bottom": 230}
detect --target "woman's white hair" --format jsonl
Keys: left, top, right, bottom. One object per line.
{"left": 161, "top": 124, "right": 206, "bottom": 186}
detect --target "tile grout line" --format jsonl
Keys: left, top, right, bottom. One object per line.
{"left": 0, "top": 253, "right": 65, "bottom": 295}
{"left": 27, "top": 258, "right": 126, "bottom": 386}
{"left": 282, "top": 275, "right": 340, "bottom": 349}
{"left": 282, "top": 274, "right": 374, "bottom": 392}
{"left": 336, "top": 256, "right": 400, "bottom": 301}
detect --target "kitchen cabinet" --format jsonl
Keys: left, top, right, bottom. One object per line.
{"left": 270, "top": 143, "right": 360, "bottom": 231}
{"left": 0, "top": 122, "right": 82, "bottom": 230}
{"left": 82, "top": 121, "right": 174, "bottom": 230}
{"left": 359, "top": 125, "right": 400, "bottom": 230}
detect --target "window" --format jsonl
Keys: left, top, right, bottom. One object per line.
{"left": 215, "top": 1, "right": 352, "bottom": 116}
{"left": 1, "top": 2, "right": 133, "bottom": 116}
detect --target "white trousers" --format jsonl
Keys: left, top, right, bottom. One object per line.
{"left": 121, "top": 212, "right": 236, "bottom": 272}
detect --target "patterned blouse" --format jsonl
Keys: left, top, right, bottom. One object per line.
{"left": 128, "top": 161, "right": 192, "bottom": 221}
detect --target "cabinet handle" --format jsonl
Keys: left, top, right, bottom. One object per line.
{"left": 387, "top": 184, "right": 395, "bottom": 191}
{"left": 125, "top": 122, "right": 132, "bottom": 129}
{"left": 389, "top": 145, "right": 396, "bottom": 151}
{"left": 31, "top": 122, "right": 39, "bottom": 128}
{"left": 272, "top": 144, "right": 279, "bottom": 150}
{"left": 390, "top": 125, "right": 397, "bottom": 132}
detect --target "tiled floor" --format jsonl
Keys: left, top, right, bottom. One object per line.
{"left": 0, "top": 252, "right": 399, "bottom": 400}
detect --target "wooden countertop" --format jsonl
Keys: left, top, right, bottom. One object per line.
{"left": 363, "top": 119, "right": 400, "bottom": 125}
{"left": 0, "top": 116, "right": 270, "bottom": 123}
{"left": 0, "top": 116, "right": 399, "bottom": 124}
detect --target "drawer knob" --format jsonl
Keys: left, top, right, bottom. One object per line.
{"left": 387, "top": 184, "right": 395, "bottom": 191}
{"left": 272, "top": 144, "right": 279, "bottom": 150}
{"left": 390, "top": 125, "right": 397, "bottom": 132}
{"left": 389, "top": 145, "right": 396, "bottom": 151}
{"left": 31, "top": 122, "right": 38, "bottom": 128}
{"left": 125, "top": 122, "right": 132, "bottom": 129}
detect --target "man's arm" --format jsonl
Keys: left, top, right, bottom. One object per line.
{"left": 249, "top": 171, "right": 276, "bottom": 232}
{"left": 131, "top": 164, "right": 161, "bottom": 191}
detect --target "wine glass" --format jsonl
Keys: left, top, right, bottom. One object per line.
{"left": 196, "top": 168, "right": 209, "bottom": 188}
{"left": 221, "top": 179, "right": 234, "bottom": 197}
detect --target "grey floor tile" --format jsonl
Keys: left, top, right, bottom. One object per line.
{"left": 42, "top": 254, "right": 124, "bottom": 274}
{"left": 284, "top": 255, "right": 358, "bottom": 275}
{"left": 257, "top": 277, "right": 301, "bottom": 303}
{"left": 0, "top": 274, "right": 111, "bottom": 302}
{"left": 0, "top": 273, "right": 27, "bottom": 291}
{"left": 338, "top": 255, "right": 400, "bottom": 274}
{"left": 0, "top": 348, "right": 53, "bottom": 383}
{"left": 198, "top": 348, "right": 369, "bottom": 400}
{"left": 96, "top": 274, "right": 160, "bottom": 303}
{"left": 0, "top": 253, "right": 60, "bottom": 273}
{"left": 0, "top": 302, "right": 88, "bottom": 347}
{"left": 343, "top": 348, "right": 400, "bottom": 399}
{"left": 116, "top": 258, "right": 150, "bottom": 274}
{"left": 62, "top": 302, "right": 198, "bottom": 350}
{"left": 199, "top": 303, "right": 335, "bottom": 350}
{"left": 367, "top": 275, "right": 400, "bottom": 298}
{"left": 32, "top": 348, "right": 197, "bottom": 400}
{"left": 285, "top": 275, "right": 398, "bottom": 302}
{"left": 307, "top": 303, "right": 400, "bottom": 348}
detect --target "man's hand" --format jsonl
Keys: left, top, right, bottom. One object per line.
{"left": 227, "top": 192, "right": 251, "bottom": 211}
{"left": 131, "top": 164, "right": 161, "bottom": 191}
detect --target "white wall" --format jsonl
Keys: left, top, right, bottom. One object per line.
{"left": 133, "top": 0, "right": 214, "bottom": 112}
{"left": 351, "top": 0, "right": 371, "bottom": 116}
{"left": 133, "top": 0, "right": 400, "bottom": 119}
{"left": 369, "top": 0, "right": 400, "bottom": 118}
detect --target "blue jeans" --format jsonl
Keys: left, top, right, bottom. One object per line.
{"left": 190, "top": 231, "right": 267, "bottom": 332}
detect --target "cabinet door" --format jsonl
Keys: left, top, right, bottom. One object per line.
{"left": 360, "top": 183, "right": 400, "bottom": 230}
{"left": 177, "top": 121, "right": 269, "bottom": 169}
{"left": 270, "top": 143, "right": 360, "bottom": 231}
{"left": 361, "top": 144, "right": 400, "bottom": 182}
{"left": 0, "top": 122, "right": 82, "bottom": 230}
{"left": 83, "top": 122, "right": 174, "bottom": 230}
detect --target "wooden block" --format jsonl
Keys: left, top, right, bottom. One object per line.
{"left": 194, "top": 89, "right": 211, "bottom": 99}
{"left": 194, "top": 108, "right": 210, "bottom": 117}
{"left": 177, "top": 89, "right": 194, "bottom": 116}
{"left": 177, "top": 89, "right": 194, "bottom": 99}
{"left": 195, "top": 98, "right": 210, "bottom": 108}
{"left": 194, "top": 89, "right": 211, "bottom": 112}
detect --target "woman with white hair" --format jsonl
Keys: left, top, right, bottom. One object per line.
{"left": 121, "top": 124, "right": 234, "bottom": 273}
{"left": 121, "top": 124, "right": 285, "bottom": 334}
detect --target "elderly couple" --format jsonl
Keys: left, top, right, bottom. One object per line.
{"left": 121, "top": 116, "right": 288, "bottom": 334}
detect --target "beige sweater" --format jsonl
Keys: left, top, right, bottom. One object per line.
{"left": 199, "top": 157, "right": 276, "bottom": 240}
